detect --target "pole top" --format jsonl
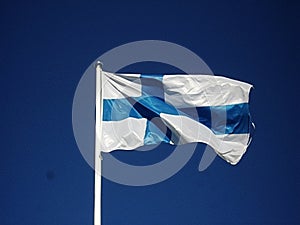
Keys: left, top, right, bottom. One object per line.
{"left": 95, "top": 61, "right": 103, "bottom": 69}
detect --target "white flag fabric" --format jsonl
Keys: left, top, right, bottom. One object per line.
{"left": 98, "top": 71, "right": 253, "bottom": 165}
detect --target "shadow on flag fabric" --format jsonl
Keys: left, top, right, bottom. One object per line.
{"left": 98, "top": 71, "right": 253, "bottom": 165}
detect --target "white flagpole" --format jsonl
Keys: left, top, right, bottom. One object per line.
{"left": 94, "top": 61, "right": 103, "bottom": 225}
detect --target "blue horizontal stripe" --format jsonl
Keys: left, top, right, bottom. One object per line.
{"left": 103, "top": 96, "right": 178, "bottom": 121}
{"left": 179, "top": 103, "right": 250, "bottom": 134}
{"left": 103, "top": 96, "right": 250, "bottom": 135}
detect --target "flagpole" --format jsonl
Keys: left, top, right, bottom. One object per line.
{"left": 94, "top": 61, "right": 103, "bottom": 225}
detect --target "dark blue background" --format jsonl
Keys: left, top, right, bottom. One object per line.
{"left": 1, "top": 0, "right": 299, "bottom": 224}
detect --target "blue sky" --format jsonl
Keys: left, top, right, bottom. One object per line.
{"left": 1, "top": 0, "right": 299, "bottom": 224}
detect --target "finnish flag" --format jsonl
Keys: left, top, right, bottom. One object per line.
{"left": 97, "top": 70, "right": 253, "bottom": 165}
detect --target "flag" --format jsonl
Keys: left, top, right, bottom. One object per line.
{"left": 98, "top": 71, "right": 253, "bottom": 165}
